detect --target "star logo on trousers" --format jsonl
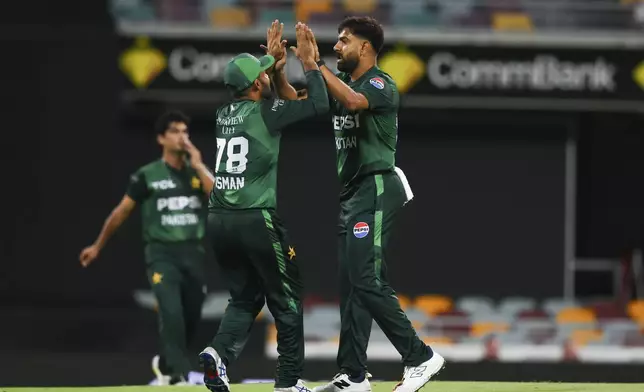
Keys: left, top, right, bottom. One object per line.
{"left": 288, "top": 246, "right": 296, "bottom": 260}
{"left": 152, "top": 272, "right": 163, "bottom": 284}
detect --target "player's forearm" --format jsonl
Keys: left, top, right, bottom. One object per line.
{"left": 303, "top": 62, "right": 330, "bottom": 114}
{"left": 320, "top": 65, "right": 362, "bottom": 111}
{"left": 94, "top": 208, "right": 129, "bottom": 250}
{"left": 194, "top": 163, "right": 215, "bottom": 194}
{"left": 272, "top": 69, "right": 298, "bottom": 101}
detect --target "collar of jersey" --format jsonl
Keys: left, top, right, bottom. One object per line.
{"left": 350, "top": 65, "right": 379, "bottom": 83}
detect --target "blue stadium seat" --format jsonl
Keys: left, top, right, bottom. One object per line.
{"left": 307, "top": 304, "right": 341, "bottom": 324}
{"left": 498, "top": 297, "right": 536, "bottom": 316}
{"left": 601, "top": 320, "right": 642, "bottom": 343}
{"left": 204, "top": 0, "right": 237, "bottom": 8}
{"left": 404, "top": 307, "right": 432, "bottom": 323}
{"left": 391, "top": 11, "right": 439, "bottom": 27}
{"left": 110, "top": 0, "right": 156, "bottom": 21}
{"left": 456, "top": 296, "right": 495, "bottom": 316}
{"left": 258, "top": 9, "right": 297, "bottom": 27}
{"left": 542, "top": 298, "right": 581, "bottom": 316}
{"left": 391, "top": 0, "right": 439, "bottom": 27}
{"left": 303, "top": 319, "right": 340, "bottom": 340}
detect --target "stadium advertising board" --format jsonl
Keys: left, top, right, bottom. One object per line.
{"left": 118, "top": 36, "right": 644, "bottom": 111}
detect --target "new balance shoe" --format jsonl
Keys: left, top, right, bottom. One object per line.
{"left": 393, "top": 352, "right": 445, "bottom": 392}
{"left": 199, "top": 347, "right": 230, "bottom": 392}
{"left": 311, "top": 373, "right": 371, "bottom": 392}
{"left": 274, "top": 379, "right": 312, "bottom": 392}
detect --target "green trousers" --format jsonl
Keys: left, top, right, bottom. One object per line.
{"left": 337, "top": 171, "right": 432, "bottom": 376}
{"left": 145, "top": 241, "right": 206, "bottom": 379}
{"left": 207, "top": 209, "right": 304, "bottom": 388}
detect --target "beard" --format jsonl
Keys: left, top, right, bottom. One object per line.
{"left": 337, "top": 55, "right": 359, "bottom": 73}
{"left": 260, "top": 84, "right": 273, "bottom": 100}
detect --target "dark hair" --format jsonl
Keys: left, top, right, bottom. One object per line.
{"left": 338, "top": 16, "right": 384, "bottom": 54}
{"left": 155, "top": 111, "right": 190, "bottom": 135}
{"left": 230, "top": 85, "right": 252, "bottom": 99}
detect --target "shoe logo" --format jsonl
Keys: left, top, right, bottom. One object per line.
{"left": 295, "top": 386, "right": 311, "bottom": 392}
{"left": 408, "top": 366, "right": 426, "bottom": 379}
{"left": 218, "top": 364, "right": 227, "bottom": 378}
{"left": 333, "top": 380, "right": 351, "bottom": 389}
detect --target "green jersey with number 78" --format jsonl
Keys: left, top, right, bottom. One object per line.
{"left": 209, "top": 66, "right": 329, "bottom": 210}
{"left": 333, "top": 66, "right": 399, "bottom": 193}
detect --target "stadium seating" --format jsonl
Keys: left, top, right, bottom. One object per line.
{"left": 342, "top": 0, "right": 376, "bottom": 14}
{"left": 492, "top": 12, "right": 534, "bottom": 31}
{"left": 295, "top": 0, "right": 333, "bottom": 23}
{"left": 414, "top": 294, "right": 453, "bottom": 316}
{"left": 110, "top": 0, "right": 643, "bottom": 32}
{"left": 209, "top": 6, "right": 251, "bottom": 27}
{"left": 258, "top": 9, "right": 297, "bottom": 26}
{"left": 262, "top": 294, "right": 644, "bottom": 363}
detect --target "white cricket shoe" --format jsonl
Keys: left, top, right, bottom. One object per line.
{"left": 311, "top": 373, "right": 371, "bottom": 392}
{"left": 151, "top": 355, "right": 170, "bottom": 386}
{"left": 393, "top": 352, "right": 445, "bottom": 392}
{"left": 199, "top": 347, "right": 231, "bottom": 392}
{"left": 275, "top": 379, "right": 313, "bottom": 392}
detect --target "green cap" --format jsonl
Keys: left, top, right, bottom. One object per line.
{"left": 224, "top": 53, "right": 275, "bottom": 93}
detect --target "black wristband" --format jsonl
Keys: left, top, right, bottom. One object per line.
{"left": 316, "top": 59, "right": 325, "bottom": 68}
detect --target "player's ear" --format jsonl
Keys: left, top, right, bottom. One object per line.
{"left": 360, "top": 41, "right": 369, "bottom": 57}
{"left": 156, "top": 133, "right": 164, "bottom": 146}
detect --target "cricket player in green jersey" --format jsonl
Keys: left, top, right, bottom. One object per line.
{"left": 296, "top": 18, "right": 445, "bottom": 392}
{"left": 198, "top": 23, "right": 329, "bottom": 392}
{"left": 79, "top": 111, "right": 214, "bottom": 386}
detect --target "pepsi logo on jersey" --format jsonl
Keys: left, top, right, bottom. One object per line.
{"left": 369, "top": 77, "right": 385, "bottom": 90}
{"left": 353, "top": 222, "right": 370, "bottom": 238}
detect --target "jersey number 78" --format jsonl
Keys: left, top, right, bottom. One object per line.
{"left": 215, "top": 136, "right": 249, "bottom": 174}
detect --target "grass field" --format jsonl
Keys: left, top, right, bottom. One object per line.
{"left": 4, "top": 382, "right": 644, "bottom": 392}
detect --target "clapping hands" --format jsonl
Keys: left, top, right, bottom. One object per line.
{"left": 290, "top": 22, "right": 319, "bottom": 65}
{"left": 261, "top": 20, "right": 320, "bottom": 68}
{"left": 260, "top": 20, "right": 288, "bottom": 71}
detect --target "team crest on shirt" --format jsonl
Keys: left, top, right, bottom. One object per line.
{"left": 151, "top": 272, "right": 163, "bottom": 285}
{"left": 191, "top": 176, "right": 201, "bottom": 189}
{"left": 369, "top": 77, "right": 385, "bottom": 90}
{"left": 353, "top": 222, "right": 370, "bottom": 238}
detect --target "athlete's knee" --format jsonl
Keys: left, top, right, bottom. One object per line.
{"left": 351, "top": 276, "right": 384, "bottom": 297}
{"left": 229, "top": 295, "right": 265, "bottom": 315}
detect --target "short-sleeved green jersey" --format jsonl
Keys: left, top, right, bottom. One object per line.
{"left": 332, "top": 66, "right": 399, "bottom": 192}
{"left": 126, "top": 160, "right": 207, "bottom": 243}
{"left": 209, "top": 69, "right": 329, "bottom": 210}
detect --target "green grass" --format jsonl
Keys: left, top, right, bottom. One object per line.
{"left": 4, "top": 382, "right": 644, "bottom": 392}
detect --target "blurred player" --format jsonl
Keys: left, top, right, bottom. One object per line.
{"left": 79, "top": 111, "right": 214, "bottom": 385}
{"left": 197, "top": 23, "right": 329, "bottom": 392}
{"left": 298, "top": 18, "right": 446, "bottom": 392}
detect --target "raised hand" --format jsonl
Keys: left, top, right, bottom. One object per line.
{"left": 182, "top": 134, "right": 205, "bottom": 170}
{"left": 290, "top": 22, "right": 315, "bottom": 64}
{"left": 304, "top": 24, "right": 320, "bottom": 63}
{"left": 260, "top": 20, "right": 288, "bottom": 71}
